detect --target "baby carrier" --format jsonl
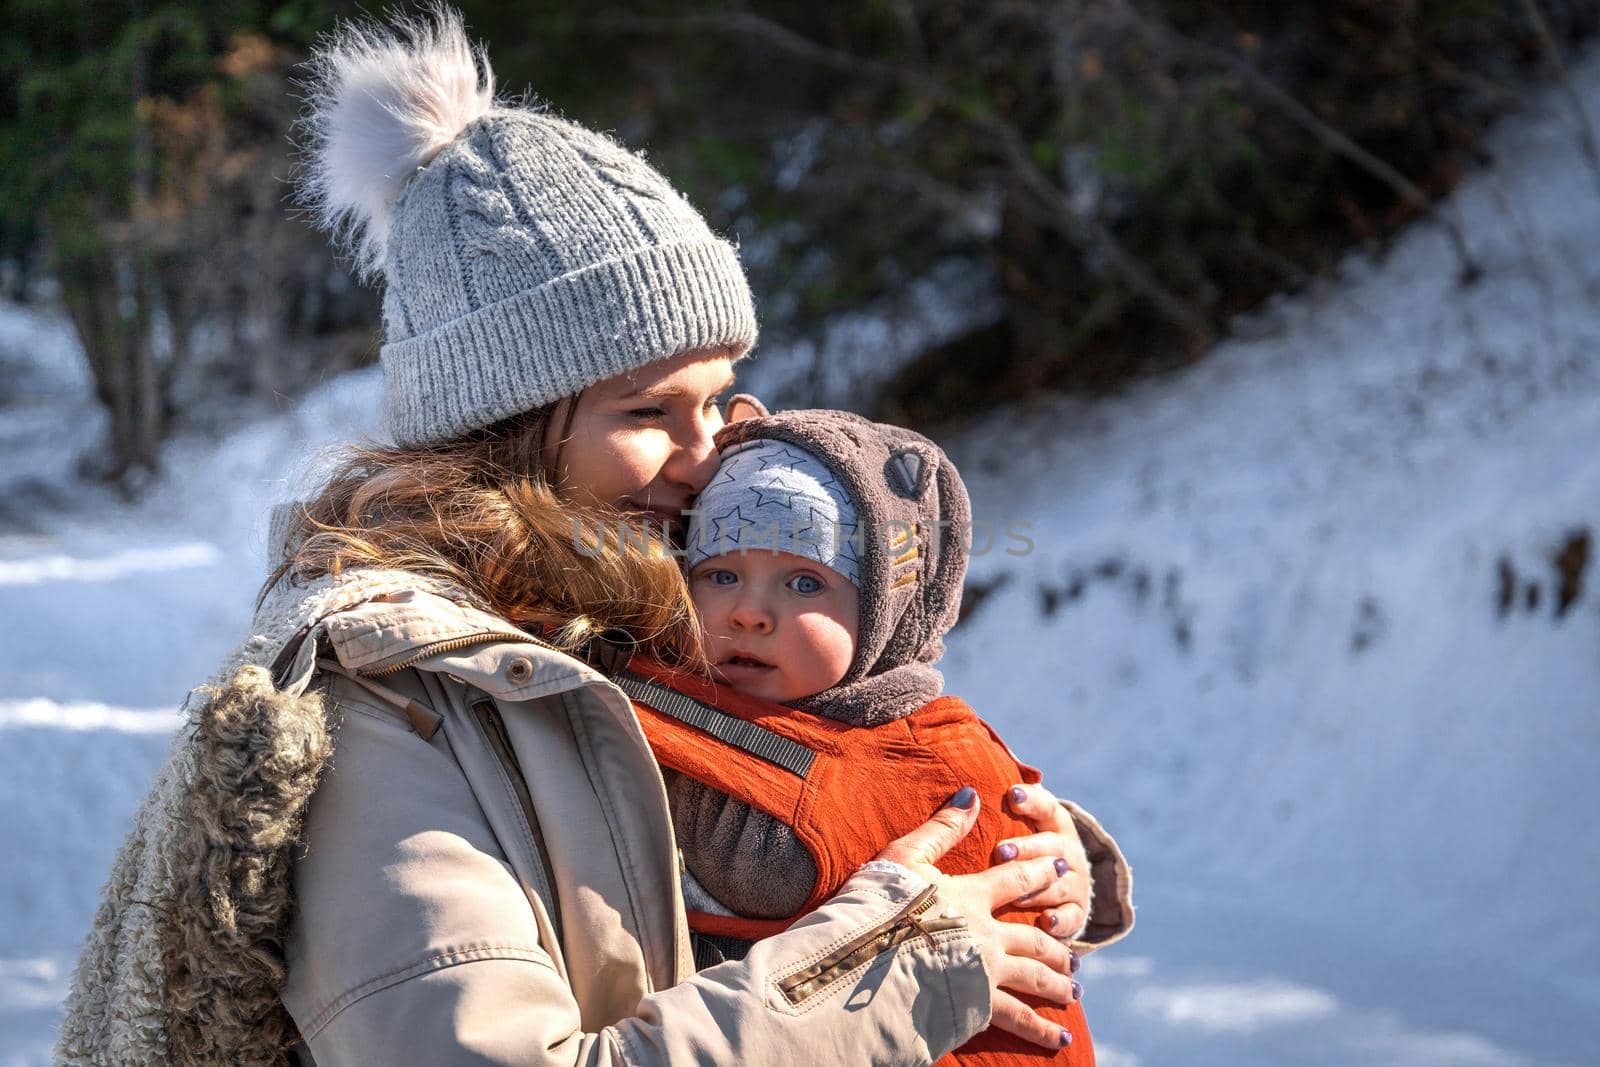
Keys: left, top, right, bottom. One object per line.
{"left": 614, "top": 652, "right": 1095, "bottom": 1066}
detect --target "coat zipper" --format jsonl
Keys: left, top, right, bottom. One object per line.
{"left": 472, "top": 698, "right": 564, "bottom": 946}
{"left": 347, "top": 625, "right": 566, "bottom": 939}
{"left": 776, "top": 883, "right": 967, "bottom": 1005}
{"left": 358, "top": 629, "right": 548, "bottom": 678}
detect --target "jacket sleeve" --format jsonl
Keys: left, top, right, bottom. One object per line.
{"left": 285, "top": 682, "right": 990, "bottom": 1067}
{"left": 1062, "top": 799, "right": 1136, "bottom": 952}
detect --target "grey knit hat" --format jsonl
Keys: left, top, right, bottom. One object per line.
{"left": 299, "top": 8, "right": 757, "bottom": 446}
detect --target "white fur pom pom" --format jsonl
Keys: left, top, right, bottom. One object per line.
{"left": 299, "top": 5, "right": 495, "bottom": 280}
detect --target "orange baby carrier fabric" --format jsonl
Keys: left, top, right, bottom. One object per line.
{"left": 623, "top": 654, "right": 1093, "bottom": 1066}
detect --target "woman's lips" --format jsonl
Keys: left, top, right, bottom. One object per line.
{"left": 626, "top": 501, "right": 686, "bottom": 530}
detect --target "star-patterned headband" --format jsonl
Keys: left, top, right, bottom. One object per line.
{"left": 684, "top": 438, "right": 862, "bottom": 586}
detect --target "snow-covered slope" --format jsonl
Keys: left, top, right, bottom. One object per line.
{"left": 0, "top": 342, "right": 388, "bottom": 1064}
{"left": 939, "top": 60, "right": 1600, "bottom": 1066}
{"left": 4, "top": 52, "right": 1600, "bottom": 1067}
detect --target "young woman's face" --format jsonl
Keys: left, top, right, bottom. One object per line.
{"left": 546, "top": 347, "right": 737, "bottom": 532}
{"left": 690, "top": 551, "right": 859, "bottom": 703}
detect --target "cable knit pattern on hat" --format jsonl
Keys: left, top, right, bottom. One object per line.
{"left": 298, "top": 8, "right": 757, "bottom": 446}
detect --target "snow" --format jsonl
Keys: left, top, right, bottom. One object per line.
{"left": 935, "top": 54, "right": 1600, "bottom": 1067}
{"left": 0, "top": 700, "right": 183, "bottom": 734}
{"left": 4, "top": 51, "right": 1600, "bottom": 1066}
{"left": 738, "top": 256, "right": 1004, "bottom": 409}
{"left": 0, "top": 543, "right": 223, "bottom": 587}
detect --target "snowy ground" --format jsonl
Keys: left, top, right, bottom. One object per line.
{"left": 4, "top": 55, "right": 1600, "bottom": 1067}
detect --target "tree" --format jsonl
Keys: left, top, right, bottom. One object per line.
{"left": 0, "top": 1, "right": 372, "bottom": 489}
{"left": 590, "top": 0, "right": 1596, "bottom": 421}
{"left": 2, "top": 0, "right": 1593, "bottom": 483}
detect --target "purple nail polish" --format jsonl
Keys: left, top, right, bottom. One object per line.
{"left": 1059, "top": 1029, "right": 1072, "bottom": 1048}
{"left": 996, "top": 841, "right": 1019, "bottom": 861}
{"left": 1047, "top": 913, "right": 1059, "bottom": 932}
{"left": 1069, "top": 950, "right": 1081, "bottom": 974}
{"left": 1008, "top": 785, "right": 1027, "bottom": 807}
{"left": 948, "top": 785, "right": 977, "bottom": 809}
{"left": 1072, "top": 979, "right": 1083, "bottom": 1001}
{"left": 1054, "top": 857, "right": 1070, "bottom": 877}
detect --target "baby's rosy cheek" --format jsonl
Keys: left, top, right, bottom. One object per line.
{"left": 694, "top": 591, "right": 732, "bottom": 633}
{"left": 688, "top": 594, "right": 719, "bottom": 629}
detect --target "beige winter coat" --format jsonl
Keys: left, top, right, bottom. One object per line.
{"left": 57, "top": 568, "right": 1130, "bottom": 1065}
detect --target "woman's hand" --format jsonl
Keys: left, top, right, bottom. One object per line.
{"left": 994, "top": 782, "right": 1092, "bottom": 940}
{"left": 874, "top": 788, "right": 1078, "bottom": 1051}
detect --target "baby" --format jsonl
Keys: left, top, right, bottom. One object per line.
{"left": 612, "top": 406, "right": 1132, "bottom": 1064}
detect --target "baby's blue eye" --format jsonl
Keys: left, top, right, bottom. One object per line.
{"left": 789, "top": 574, "right": 823, "bottom": 595}
{"left": 707, "top": 570, "right": 737, "bottom": 586}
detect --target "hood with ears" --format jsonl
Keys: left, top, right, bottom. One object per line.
{"left": 711, "top": 407, "right": 972, "bottom": 726}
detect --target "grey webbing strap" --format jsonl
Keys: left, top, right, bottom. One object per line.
{"left": 691, "top": 930, "right": 755, "bottom": 970}
{"left": 615, "top": 673, "right": 816, "bottom": 779}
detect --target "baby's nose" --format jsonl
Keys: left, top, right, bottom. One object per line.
{"left": 730, "top": 601, "right": 774, "bottom": 632}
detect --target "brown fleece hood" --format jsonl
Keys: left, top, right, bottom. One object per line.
{"left": 712, "top": 407, "right": 972, "bottom": 726}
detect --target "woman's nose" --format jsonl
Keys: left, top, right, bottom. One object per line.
{"left": 664, "top": 407, "right": 722, "bottom": 495}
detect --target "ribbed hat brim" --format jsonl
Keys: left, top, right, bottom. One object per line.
{"left": 382, "top": 238, "right": 757, "bottom": 447}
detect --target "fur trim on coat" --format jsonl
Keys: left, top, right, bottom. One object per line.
{"left": 55, "top": 569, "right": 473, "bottom": 1067}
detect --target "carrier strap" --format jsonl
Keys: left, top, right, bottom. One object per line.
{"left": 614, "top": 672, "right": 816, "bottom": 779}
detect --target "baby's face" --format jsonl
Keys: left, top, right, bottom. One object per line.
{"left": 689, "top": 550, "right": 859, "bottom": 703}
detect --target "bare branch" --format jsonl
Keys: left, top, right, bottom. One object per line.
{"left": 595, "top": 7, "right": 1212, "bottom": 338}
{"left": 888, "top": 0, "right": 928, "bottom": 66}
{"left": 593, "top": 10, "right": 933, "bottom": 91}
{"left": 1231, "top": 232, "right": 1310, "bottom": 290}
{"left": 1518, "top": 0, "right": 1600, "bottom": 200}
{"left": 1122, "top": 7, "right": 1482, "bottom": 283}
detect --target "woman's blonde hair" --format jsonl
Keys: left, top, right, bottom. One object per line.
{"left": 266, "top": 400, "right": 707, "bottom": 669}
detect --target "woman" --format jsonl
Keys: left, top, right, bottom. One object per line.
{"left": 57, "top": 11, "right": 1131, "bottom": 1065}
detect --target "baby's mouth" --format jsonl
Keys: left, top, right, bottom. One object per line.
{"left": 719, "top": 652, "right": 775, "bottom": 672}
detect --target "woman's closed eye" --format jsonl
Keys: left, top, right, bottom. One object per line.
{"left": 627, "top": 392, "right": 723, "bottom": 423}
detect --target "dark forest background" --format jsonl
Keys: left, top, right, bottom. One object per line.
{"left": 2, "top": 0, "right": 1595, "bottom": 490}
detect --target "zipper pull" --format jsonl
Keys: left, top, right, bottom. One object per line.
{"left": 776, "top": 883, "right": 968, "bottom": 1005}
{"left": 317, "top": 658, "right": 444, "bottom": 740}
{"left": 402, "top": 699, "right": 444, "bottom": 741}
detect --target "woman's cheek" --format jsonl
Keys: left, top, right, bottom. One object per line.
{"left": 578, "top": 430, "right": 638, "bottom": 501}
{"left": 613, "top": 429, "right": 673, "bottom": 490}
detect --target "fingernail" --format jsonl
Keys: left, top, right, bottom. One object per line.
{"left": 996, "top": 841, "right": 1019, "bottom": 861}
{"left": 1069, "top": 950, "right": 1081, "bottom": 974}
{"left": 1059, "top": 1029, "right": 1073, "bottom": 1048}
{"left": 948, "top": 786, "right": 977, "bottom": 809}
{"left": 1072, "top": 979, "right": 1084, "bottom": 1001}
{"left": 1054, "top": 857, "right": 1070, "bottom": 877}
{"left": 1008, "top": 785, "right": 1027, "bottom": 807}
{"left": 1046, "top": 913, "right": 1059, "bottom": 932}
